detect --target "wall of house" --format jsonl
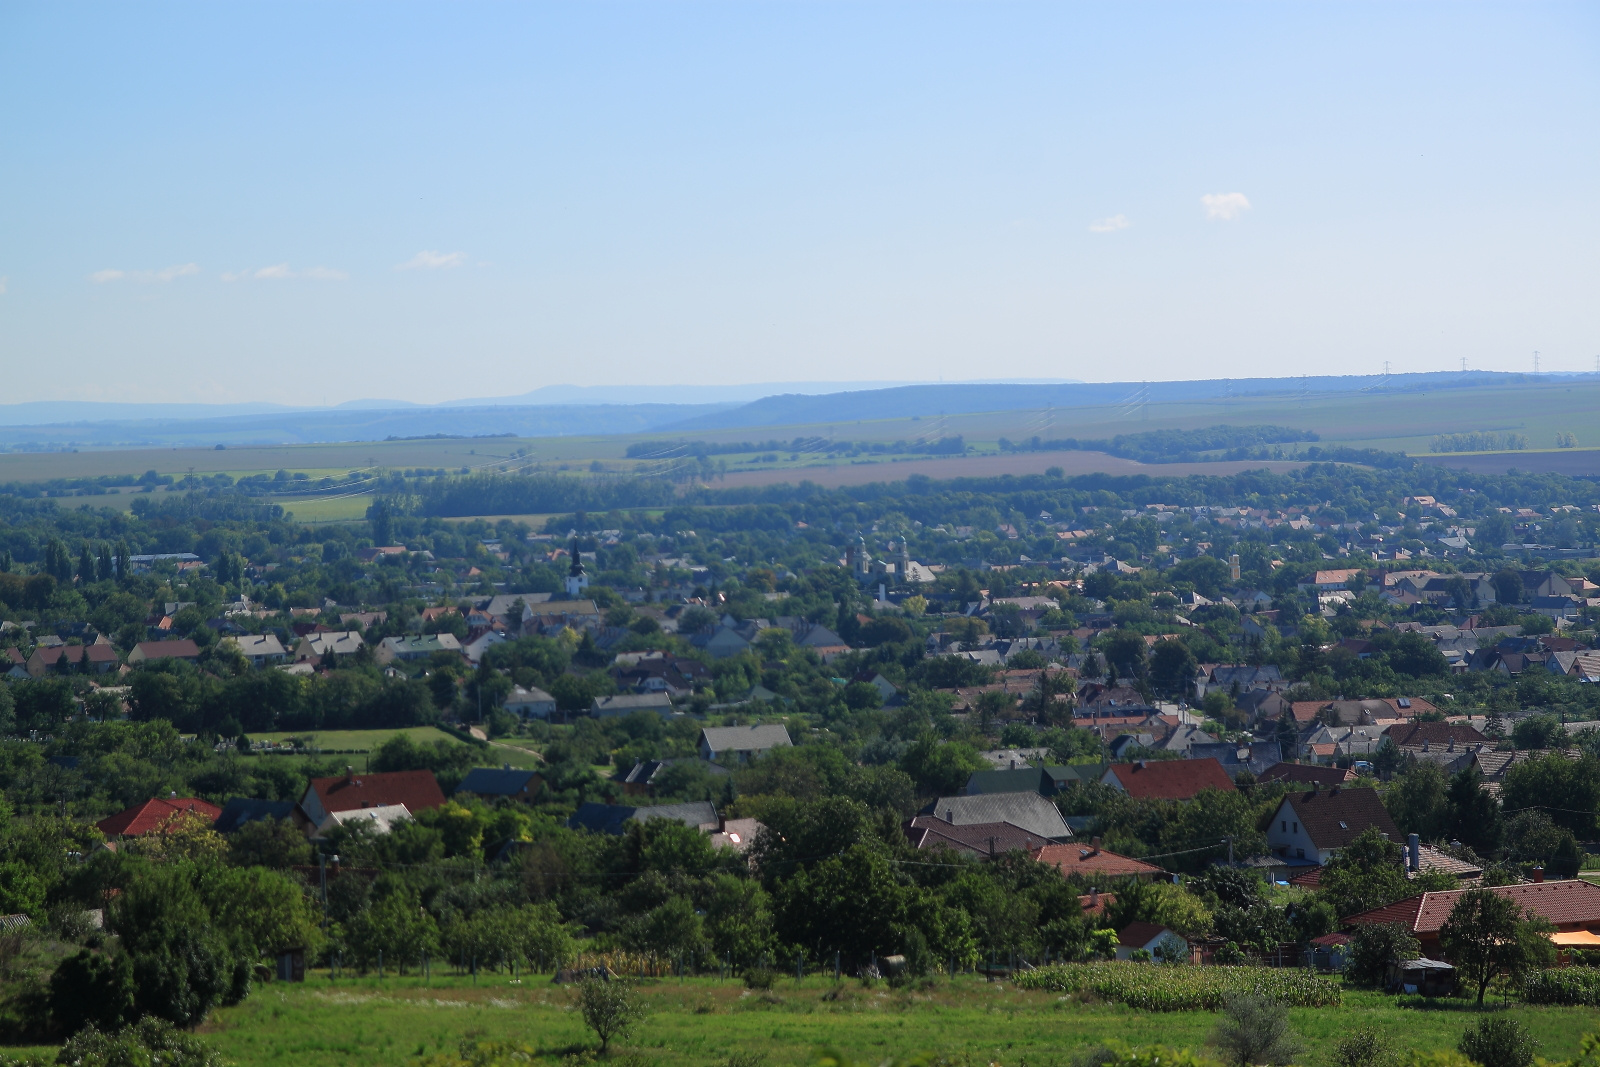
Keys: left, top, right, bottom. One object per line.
{"left": 1264, "top": 799, "right": 1324, "bottom": 862}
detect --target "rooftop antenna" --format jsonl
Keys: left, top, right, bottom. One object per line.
{"left": 1534, "top": 350, "right": 1540, "bottom": 374}
{"left": 1461, "top": 355, "right": 1468, "bottom": 373}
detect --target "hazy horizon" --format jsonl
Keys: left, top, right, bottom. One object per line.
{"left": 2, "top": 2, "right": 1596, "bottom": 406}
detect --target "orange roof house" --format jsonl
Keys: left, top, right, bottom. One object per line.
{"left": 1033, "top": 840, "right": 1166, "bottom": 880}
{"left": 96, "top": 796, "right": 222, "bottom": 837}
{"left": 1100, "top": 758, "right": 1236, "bottom": 800}
{"left": 1345, "top": 879, "right": 1600, "bottom": 958}
{"left": 298, "top": 768, "right": 447, "bottom": 828}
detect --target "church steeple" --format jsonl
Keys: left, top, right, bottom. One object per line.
{"left": 566, "top": 537, "right": 589, "bottom": 598}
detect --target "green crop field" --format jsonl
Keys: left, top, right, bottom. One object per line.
{"left": 115, "top": 973, "right": 1599, "bottom": 1067}
{"left": 245, "top": 726, "right": 546, "bottom": 772}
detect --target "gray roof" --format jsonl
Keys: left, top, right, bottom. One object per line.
{"left": 566, "top": 800, "right": 719, "bottom": 835}
{"left": 592, "top": 693, "right": 675, "bottom": 718}
{"left": 700, "top": 724, "right": 793, "bottom": 755}
{"left": 965, "top": 767, "right": 1054, "bottom": 797}
{"left": 922, "top": 792, "right": 1072, "bottom": 842}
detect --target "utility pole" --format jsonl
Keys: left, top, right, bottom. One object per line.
{"left": 1534, "top": 350, "right": 1541, "bottom": 374}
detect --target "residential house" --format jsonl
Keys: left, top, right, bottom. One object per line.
{"left": 1385, "top": 721, "right": 1488, "bottom": 748}
{"left": 1298, "top": 569, "right": 1362, "bottom": 592}
{"left": 1032, "top": 839, "right": 1166, "bottom": 880}
{"left": 462, "top": 629, "right": 508, "bottom": 665}
{"left": 1344, "top": 879, "right": 1600, "bottom": 959}
{"left": 1257, "top": 763, "right": 1356, "bottom": 788}
{"left": 96, "top": 795, "right": 222, "bottom": 838}
{"left": 454, "top": 766, "right": 544, "bottom": 802}
{"left": 502, "top": 685, "right": 558, "bottom": 720}
{"left": 1100, "top": 758, "right": 1236, "bottom": 800}
{"left": 904, "top": 814, "right": 1056, "bottom": 857}
{"left": 213, "top": 798, "right": 297, "bottom": 834}
{"left": 1299, "top": 724, "right": 1387, "bottom": 761}
{"left": 127, "top": 639, "right": 201, "bottom": 665}
{"left": 313, "top": 804, "right": 412, "bottom": 840}
{"left": 707, "top": 816, "right": 765, "bottom": 852}
{"left": 1115, "top": 922, "right": 1190, "bottom": 962}
{"left": 566, "top": 800, "right": 720, "bottom": 835}
{"left": 1197, "top": 664, "right": 1286, "bottom": 701}
{"left": 964, "top": 766, "right": 1060, "bottom": 798}
{"left": 27, "top": 643, "right": 118, "bottom": 676}
{"left": 610, "top": 652, "right": 711, "bottom": 698}
{"left": 297, "top": 768, "right": 447, "bottom": 830}
{"left": 616, "top": 758, "right": 730, "bottom": 797}
{"left": 592, "top": 692, "right": 677, "bottom": 719}
{"left": 227, "top": 634, "right": 287, "bottom": 665}
{"left": 699, "top": 724, "right": 793, "bottom": 761}
{"left": 295, "top": 630, "right": 364, "bottom": 662}
{"left": 374, "top": 633, "right": 462, "bottom": 664}
{"left": 1188, "top": 741, "right": 1282, "bottom": 777}
{"left": 920, "top": 792, "right": 1073, "bottom": 842}
{"left": 1266, "top": 787, "right": 1399, "bottom": 864}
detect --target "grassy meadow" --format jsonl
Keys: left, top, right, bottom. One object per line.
{"left": 111, "top": 972, "right": 1600, "bottom": 1067}
{"left": 242, "top": 727, "right": 545, "bottom": 772}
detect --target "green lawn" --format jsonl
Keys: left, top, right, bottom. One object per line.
{"left": 247, "top": 727, "right": 470, "bottom": 754}
{"left": 150, "top": 973, "right": 1600, "bottom": 1067}
{"left": 242, "top": 727, "right": 547, "bottom": 772}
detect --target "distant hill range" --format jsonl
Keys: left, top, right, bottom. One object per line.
{"left": 0, "top": 371, "right": 1555, "bottom": 449}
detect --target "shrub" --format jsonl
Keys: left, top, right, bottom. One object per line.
{"left": 52, "top": 1018, "right": 226, "bottom": 1067}
{"left": 1458, "top": 1017, "right": 1537, "bottom": 1067}
{"left": 48, "top": 951, "right": 135, "bottom": 1035}
{"left": 742, "top": 967, "right": 776, "bottom": 990}
{"left": 1521, "top": 968, "right": 1600, "bottom": 1006}
{"left": 1334, "top": 1028, "right": 1398, "bottom": 1067}
{"left": 575, "top": 977, "right": 648, "bottom": 1054}
{"left": 1014, "top": 963, "right": 1340, "bottom": 1011}
{"left": 1208, "top": 995, "right": 1302, "bottom": 1067}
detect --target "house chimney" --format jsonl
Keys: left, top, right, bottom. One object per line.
{"left": 1408, "top": 833, "right": 1420, "bottom": 873}
{"left": 1446, "top": 738, "right": 1454, "bottom": 753}
{"left": 1090, "top": 887, "right": 1099, "bottom": 908}
{"left": 344, "top": 765, "right": 354, "bottom": 783}
{"left": 1533, "top": 866, "right": 1544, "bottom": 883}
{"left": 1422, "top": 739, "right": 1430, "bottom": 752}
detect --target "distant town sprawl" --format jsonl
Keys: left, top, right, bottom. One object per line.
{"left": 0, "top": 457, "right": 1598, "bottom": 1047}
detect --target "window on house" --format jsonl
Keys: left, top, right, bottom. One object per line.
{"left": 1296, "top": 848, "right": 1305, "bottom": 859}
{"left": 1339, "top": 820, "right": 1348, "bottom": 829}
{"left": 1292, "top": 822, "right": 1298, "bottom": 833}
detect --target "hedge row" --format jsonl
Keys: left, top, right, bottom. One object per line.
{"left": 1014, "top": 963, "right": 1342, "bottom": 1011}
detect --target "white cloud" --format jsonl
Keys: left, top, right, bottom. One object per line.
{"left": 89, "top": 263, "right": 199, "bottom": 283}
{"left": 1088, "top": 214, "right": 1131, "bottom": 233}
{"left": 396, "top": 250, "right": 466, "bottom": 271}
{"left": 1201, "top": 193, "right": 1251, "bottom": 221}
{"left": 221, "top": 263, "right": 347, "bottom": 282}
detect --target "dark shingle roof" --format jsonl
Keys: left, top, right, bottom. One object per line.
{"left": 965, "top": 767, "right": 1054, "bottom": 797}
{"left": 456, "top": 767, "right": 542, "bottom": 797}
{"left": 905, "top": 817, "right": 1051, "bottom": 856}
{"left": 213, "top": 798, "right": 296, "bottom": 834}
{"left": 1283, "top": 787, "right": 1399, "bottom": 851}
{"left": 1346, "top": 879, "right": 1600, "bottom": 934}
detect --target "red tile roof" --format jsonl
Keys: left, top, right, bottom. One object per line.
{"left": 1078, "top": 891, "right": 1117, "bottom": 919}
{"left": 1289, "top": 866, "right": 1324, "bottom": 888}
{"left": 1258, "top": 763, "right": 1355, "bottom": 788}
{"left": 1104, "top": 757, "right": 1236, "bottom": 800}
{"left": 306, "top": 769, "right": 447, "bottom": 816}
{"left": 1345, "top": 879, "right": 1600, "bottom": 934}
{"left": 1117, "top": 921, "right": 1175, "bottom": 948}
{"left": 1033, "top": 843, "right": 1165, "bottom": 878}
{"left": 1385, "top": 721, "right": 1488, "bottom": 747}
{"left": 1282, "top": 787, "right": 1399, "bottom": 851}
{"left": 95, "top": 796, "right": 222, "bottom": 837}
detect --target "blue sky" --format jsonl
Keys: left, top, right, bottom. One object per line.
{"left": 1, "top": 2, "right": 1596, "bottom": 405}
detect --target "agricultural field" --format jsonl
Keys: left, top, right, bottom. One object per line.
{"left": 139, "top": 974, "right": 1600, "bottom": 1067}
{"left": 8, "top": 376, "right": 1600, "bottom": 505}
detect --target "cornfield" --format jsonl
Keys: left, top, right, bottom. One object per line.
{"left": 1521, "top": 969, "right": 1600, "bottom": 1006}
{"left": 1014, "top": 962, "right": 1342, "bottom": 1011}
